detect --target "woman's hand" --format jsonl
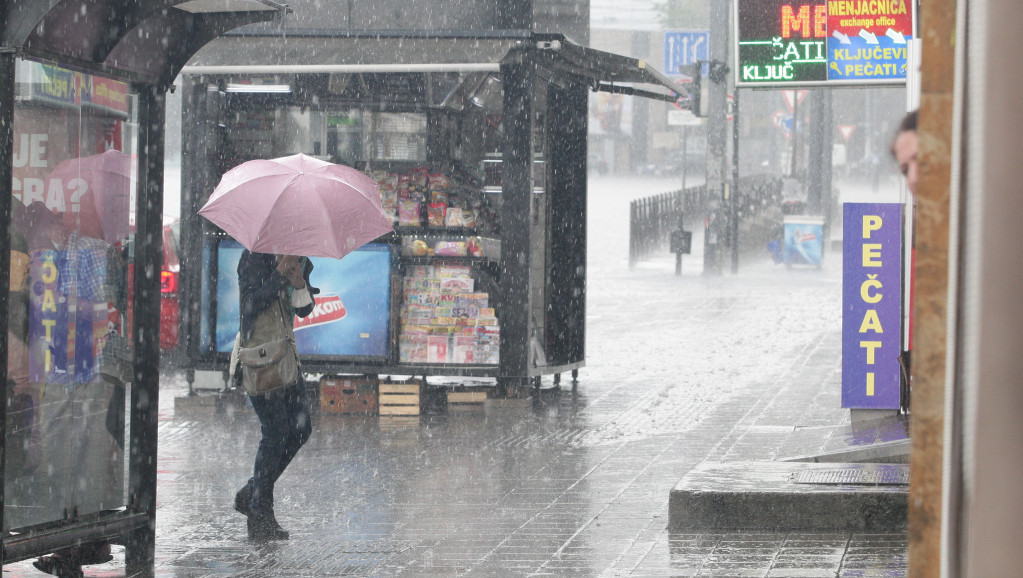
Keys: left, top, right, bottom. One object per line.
{"left": 276, "top": 255, "right": 306, "bottom": 289}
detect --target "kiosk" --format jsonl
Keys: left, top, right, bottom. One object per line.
{"left": 178, "top": 32, "right": 682, "bottom": 391}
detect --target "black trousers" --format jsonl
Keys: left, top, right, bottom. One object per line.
{"left": 245, "top": 381, "right": 312, "bottom": 515}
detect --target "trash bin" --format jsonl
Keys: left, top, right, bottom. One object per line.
{"left": 783, "top": 215, "right": 825, "bottom": 267}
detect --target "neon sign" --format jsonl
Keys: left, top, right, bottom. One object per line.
{"left": 735, "top": 0, "right": 914, "bottom": 87}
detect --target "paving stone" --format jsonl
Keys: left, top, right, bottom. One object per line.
{"left": 1, "top": 252, "right": 912, "bottom": 577}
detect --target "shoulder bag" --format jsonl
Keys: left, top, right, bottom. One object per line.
{"left": 236, "top": 296, "right": 300, "bottom": 395}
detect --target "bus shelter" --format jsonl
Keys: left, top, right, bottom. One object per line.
{"left": 0, "top": 0, "right": 286, "bottom": 570}
{"left": 178, "top": 32, "right": 680, "bottom": 391}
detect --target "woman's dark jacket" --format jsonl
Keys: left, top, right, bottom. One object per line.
{"left": 237, "top": 251, "right": 316, "bottom": 342}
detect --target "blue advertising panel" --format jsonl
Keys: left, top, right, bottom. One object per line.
{"left": 842, "top": 203, "right": 902, "bottom": 409}
{"left": 783, "top": 216, "right": 825, "bottom": 266}
{"left": 214, "top": 239, "right": 392, "bottom": 358}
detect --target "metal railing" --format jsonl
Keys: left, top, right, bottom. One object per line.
{"left": 628, "top": 184, "right": 707, "bottom": 268}
{"left": 628, "top": 175, "right": 785, "bottom": 269}
{"left": 732, "top": 175, "right": 784, "bottom": 253}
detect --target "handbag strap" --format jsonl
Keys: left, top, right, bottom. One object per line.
{"left": 277, "top": 290, "right": 293, "bottom": 337}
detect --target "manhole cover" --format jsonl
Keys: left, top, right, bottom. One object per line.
{"left": 793, "top": 468, "right": 909, "bottom": 485}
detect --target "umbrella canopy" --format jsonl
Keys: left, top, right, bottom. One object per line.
{"left": 199, "top": 153, "right": 394, "bottom": 259}
{"left": 45, "top": 149, "right": 135, "bottom": 244}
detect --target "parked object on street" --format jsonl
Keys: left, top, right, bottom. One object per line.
{"left": 379, "top": 379, "right": 423, "bottom": 416}
{"left": 783, "top": 215, "right": 825, "bottom": 268}
{"left": 319, "top": 375, "right": 379, "bottom": 414}
{"left": 199, "top": 153, "right": 394, "bottom": 260}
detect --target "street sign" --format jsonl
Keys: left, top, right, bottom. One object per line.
{"left": 842, "top": 203, "right": 903, "bottom": 409}
{"left": 838, "top": 124, "right": 856, "bottom": 141}
{"left": 668, "top": 109, "right": 703, "bottom": 126}
{"left": 772, "top": 110, "right": 794, "bottom": 137}
{"left": 782, "top": 89, "right": 808, "bottom": 112}
{"left": 664, "top": 30, "right": 710, "bottom": 76}
{"left": 734, "top": 0, "right": 915, "bottom": 87}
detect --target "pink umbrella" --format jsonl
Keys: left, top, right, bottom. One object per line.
{"left": 198, "top": 153, "right": 394, "bottom": 259}
{"left": 46, "top": 149, "right": 135, "bottom": 244}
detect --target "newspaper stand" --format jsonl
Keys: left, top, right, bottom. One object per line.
{"left": 177, "top": 32, "right": 681, "bottom": 393}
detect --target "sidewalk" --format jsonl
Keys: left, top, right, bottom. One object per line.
{"left": 5, "top": 253, "right": 908, "bottom": 577}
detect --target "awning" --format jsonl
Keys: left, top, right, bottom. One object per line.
{"left": 533, "top": 35, "right": 681, "bottom": 103}
{"left": 181, "top": 32, "right": 679, "bottom": 103}
{"left": 184, "top": 33, "right": 527, "bottom": 70}
{"left": 0, "top": 0, "right": 288, "bottom": 86}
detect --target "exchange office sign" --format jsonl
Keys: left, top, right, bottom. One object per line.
{"left": 734, "top": 0, "right": 915, "bottom": 87}
{"left": 842, "top": 203, "right": 902, "bottom": 409}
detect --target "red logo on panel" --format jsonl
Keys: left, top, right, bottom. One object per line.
{"left": 293, "top": 294, "right": 347, "bottom": 330}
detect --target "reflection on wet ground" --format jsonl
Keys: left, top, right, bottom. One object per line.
{"left": 4, "top": 250, "right": 908, "bottom": 576}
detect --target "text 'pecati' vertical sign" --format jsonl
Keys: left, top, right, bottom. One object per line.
{"left": 842, "top": 203, "right": 902, "bottom": 409}
{"left": 734, "top": 0, "right": 914, "bottom": 87}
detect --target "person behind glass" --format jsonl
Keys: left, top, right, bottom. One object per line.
{"left": 892, "top": 110, "right": 919, "bottom": 196}
{"left": 234, "top": 251, "right": 316, "bottom": 541}
{"left": 891, "top": 109, "right": 918, "bottom": 399}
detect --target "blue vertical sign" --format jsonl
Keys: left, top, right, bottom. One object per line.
{"left": 664, "top": 30, "right": 710, "bottom": 75}
{"left": 842, "top": 203, "right": 902, "bottom": 409}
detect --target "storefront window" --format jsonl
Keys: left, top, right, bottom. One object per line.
{"left": 6, "top": 58, "right": 137, "bottom": 531}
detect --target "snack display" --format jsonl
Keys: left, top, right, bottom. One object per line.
{"left": 398, "top": 265, "right": 499, "bottom": 365}
{"left": 367, "top": 167, "right": 497, "bottom": 235}
{"left": 366, "top": 165, "right": 502, "bottom": 366}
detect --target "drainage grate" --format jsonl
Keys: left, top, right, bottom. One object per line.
{"left": 793, "top": 468, "right": 909, "bottom": 485}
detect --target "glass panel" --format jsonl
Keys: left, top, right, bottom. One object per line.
{"left": 7, "top": 59, "right": 136, "bottom": 531}
{"left": 197, "top": 94, "right": 505, "bottom": 367}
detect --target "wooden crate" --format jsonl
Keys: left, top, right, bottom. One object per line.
{"left": 379, "top": 380, "right": 422, "bottom": 416}
{"left": 319, "top": 375, "right": 378, "bottom": 414}
{"left": 446, "top": 390, "right": 488, "bottom": 412}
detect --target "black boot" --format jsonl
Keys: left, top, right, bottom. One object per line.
{"left": 247, "top": 509, "right": 289, "bottom": 542}
{"left": 234, "top": 485, "right": 251, "bottom": 517}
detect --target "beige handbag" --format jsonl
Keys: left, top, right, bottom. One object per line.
{"left": 236, "top": 296, "right": 300, "bottom": 395}
{"left": 237, "top": 337, "right": 299, "bottom": 395}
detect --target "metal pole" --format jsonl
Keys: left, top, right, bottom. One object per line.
{"left": 126, "top": 83, "right": 164, "bottom": 576}
{"left": 705, "top": 0, "right": 729, "bottom": 275}
{"left": 496, "top": 55, "right": 534, "bottom": 392}
{"left": 790, "top": 93, "right": 799, "bottom": 177}
{"left": 731, "top": 89, "right": 740, "bottom": 274}
{"left": 677, "top": 126, "right": 687, "bottom": 276}
{"left": 681, "top": 125, "right": 688, "bottom": 193}
{"left": 822, "top": 90, "right": 834, "bottom": 238}
{"left": 0, "top": 51, "right": 16, "bottom": 557}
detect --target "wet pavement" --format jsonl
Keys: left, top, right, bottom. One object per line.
{"left": 4, "top": 176, "right": 908, "bottom": 576}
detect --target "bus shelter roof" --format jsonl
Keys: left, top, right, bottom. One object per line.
{"left": 1, "top": 0, "right": 287, "bottom": 86}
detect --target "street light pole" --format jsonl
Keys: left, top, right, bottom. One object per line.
{"left": 731, "top": 90, "right": 740, "bottom": 274}
{"left": 677, "top": 125, "right": 687, "bottom": 276}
